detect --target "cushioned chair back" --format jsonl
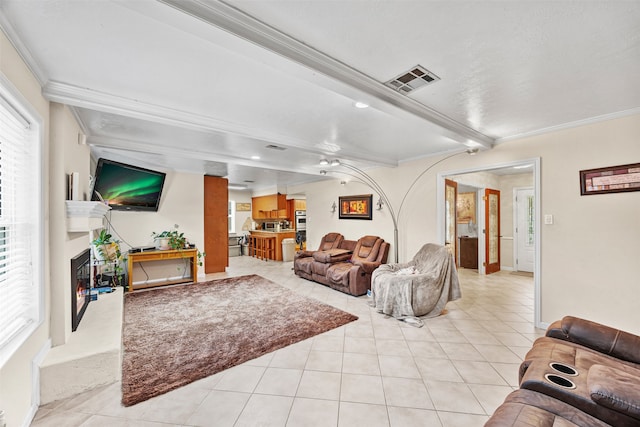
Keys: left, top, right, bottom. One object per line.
{"left": 319, "top": 233, "right": 344, "bottom": 251}
{"left": 412, "top": 243, "right": 447, "bottom": 269}
{"left": 352, "top": 235, "right": 383, "bottom": 263}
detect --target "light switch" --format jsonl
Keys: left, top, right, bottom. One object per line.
{"left": 544, "top": 214, "right": 553, "bottom": 225}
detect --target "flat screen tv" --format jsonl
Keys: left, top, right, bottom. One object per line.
{"left": 91, "top": 158, "right": 166, "bottom": 211}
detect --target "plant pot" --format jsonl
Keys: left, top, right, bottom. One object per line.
{"left": 155, "top": 237, "right": 170, "bottom": 250}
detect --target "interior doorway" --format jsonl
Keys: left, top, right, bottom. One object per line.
{"left": 437, "top": 158, "right": 542, "bottom": 328}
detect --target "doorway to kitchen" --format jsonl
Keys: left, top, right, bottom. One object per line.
{"left": 437, "top": 158, "right": 541, "bottom": 327}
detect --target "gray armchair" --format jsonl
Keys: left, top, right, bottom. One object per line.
{"left": 371, "top": 243, "right": 461, "bottom": 325}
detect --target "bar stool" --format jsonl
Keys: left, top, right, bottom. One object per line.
{"left": 262, "top": 236, "right": 276, "bottom": 261}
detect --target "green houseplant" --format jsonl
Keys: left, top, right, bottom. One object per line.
{"left": 91, "top": 229, "right": 126, "bottom": 287}
{"left": 151, "top": 225, "right": 206, "bottom": 268}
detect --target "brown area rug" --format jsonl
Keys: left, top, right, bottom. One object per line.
{"left": 121, "top": 274, "right": 357, "bottom": 406}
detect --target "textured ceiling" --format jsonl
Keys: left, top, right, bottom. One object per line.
{"left": 1, "top": 0, "right": 638, "bottom": 190}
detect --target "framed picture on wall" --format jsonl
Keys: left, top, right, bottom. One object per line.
{"left": 338, "top": 194, "right": 373, "bottom": 220}
{"left": 456, "top": 192, "right": 476, "bottom": 223}
{"left": 579, "top": 163, "right": 640, "bottom": 195}
{"left": 236, "top": 202, "right": 251, "bottom": 211}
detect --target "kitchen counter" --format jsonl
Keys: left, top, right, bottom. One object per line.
{"left": 250, "top": 230, "right": 296, "bottom": 261}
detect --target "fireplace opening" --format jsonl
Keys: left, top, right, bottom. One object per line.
{"left": 71, "top": 249, "right": 91, "bottom": 331}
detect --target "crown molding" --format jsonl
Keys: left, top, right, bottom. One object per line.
{"left": 158, "top": 0, "right": 494, "bottom": 148}
{"left": 495, "top": 107, "right": 640, "bottom": 144}
{"left": 0, "top": 10, "right": 48, "bottom": 86}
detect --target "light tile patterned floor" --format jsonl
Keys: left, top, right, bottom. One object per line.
{"left": 31, "top": 256, "right": 541, "bottom": 427}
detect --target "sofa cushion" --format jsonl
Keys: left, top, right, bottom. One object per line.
{"left": 352, "top": 236, "right": 382, "bottom": 262}
{"left": 588, "top": 364, "right": 640, "bottom": 420}
{"left": 326, "top": 262, "right": 352, "bottom": 286}
{"left": 295, "top": 257, "right": 314, "bottom": 275}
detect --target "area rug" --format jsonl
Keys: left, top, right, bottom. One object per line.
{"left": 121, "top": 274, "right": 357, "bottom": 406}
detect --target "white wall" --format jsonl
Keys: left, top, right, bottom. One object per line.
{"left": 107, "top": 172, "right": 205, "bottom": 252}
{"left": 0, "top": 29, "right": 51, "bottom": 427}
{"left": 294, "top": 113, "right": 640, "bottom": 334}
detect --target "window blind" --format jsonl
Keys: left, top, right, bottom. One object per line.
{"left": 0, "top": 92, "right": 40, "bottom": 363}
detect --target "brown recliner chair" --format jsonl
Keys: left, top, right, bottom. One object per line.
{"left": 294, "top": 232, "right": 344, "bottom": 279}
{"left": 320, "top": 235, "right": 390, "bottom": 296}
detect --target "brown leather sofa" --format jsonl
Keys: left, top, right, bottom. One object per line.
{"left": 486, "top": 316, "right": 640, "bottom": 427}
{"left": 294, "top": 234, "right": 390, "bottom": 296}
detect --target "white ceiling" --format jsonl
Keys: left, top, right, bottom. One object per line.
{"left": 1, "top": 1, "right": 639, "bottom": 191}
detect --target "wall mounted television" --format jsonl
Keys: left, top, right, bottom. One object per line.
{"left": 91, "top": 158, "right": 166, "bottom": 211}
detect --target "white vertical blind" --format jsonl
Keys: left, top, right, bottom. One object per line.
{"left": 0, "top": 91, "right": 40, "bottom": 365}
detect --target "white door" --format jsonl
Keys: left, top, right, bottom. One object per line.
{"left": 515, "top": 188, "right": 535, "bottom": 273}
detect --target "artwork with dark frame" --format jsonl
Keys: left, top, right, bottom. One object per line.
{"left": 579, "top": 163, "right": 640, "bottom": 195}
{"left": 339, "top": 194, "right": 373, "bottom": 220}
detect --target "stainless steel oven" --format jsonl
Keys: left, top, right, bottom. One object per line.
{"left": 294, "top": 210, "right": 306, "bottom": 230}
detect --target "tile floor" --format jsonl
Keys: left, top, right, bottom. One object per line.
{"left": 31, "top": 256, "right": 542, "bottom": 427}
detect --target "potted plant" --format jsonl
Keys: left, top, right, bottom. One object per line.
{"left": 152, "top": 224, "right": 187, "bottom": 250}
{"left": 91, "top": 229, "right": 126, "bottom": 287}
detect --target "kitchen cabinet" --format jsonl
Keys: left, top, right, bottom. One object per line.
{"left": 252, "top": 194, "right": 287, "bottom": 219}
{"left": 294, "top": 199, "right": 306, "bottom": 211}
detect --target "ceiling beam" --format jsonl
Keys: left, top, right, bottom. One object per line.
{"left": 158, "top": 0, "right": 494, "bottom": 149}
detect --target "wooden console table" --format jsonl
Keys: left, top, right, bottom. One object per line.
{"left": 127, "top": 248, "right": 198, "bottom": 292}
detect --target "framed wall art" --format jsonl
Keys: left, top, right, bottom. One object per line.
{"left": 338, "top": 194, "right": 373, "bottom": 220}
{"left": 456, "top": 192, "right": 476, "bottom": 224}
{"left": 579, "top": 163, "right": 640, "bottom": 195}
{"left": 236, "top": 202, "right": 251, "bottom": 211}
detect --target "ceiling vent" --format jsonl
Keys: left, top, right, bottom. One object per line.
{"left": 384, "top": 65, "right": 440, "bottom": 94}
{"left": 265, "top": 144, "right": 287, "bottom": 151}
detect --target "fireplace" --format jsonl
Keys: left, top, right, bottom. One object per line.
{"left": 71, "top": 249, "right": 91, "bottom": 331}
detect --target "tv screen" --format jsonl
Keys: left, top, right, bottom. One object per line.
{"left": 91, "top": 158, "right": 166, "bottom": 211}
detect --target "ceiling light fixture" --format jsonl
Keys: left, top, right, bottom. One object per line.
{"left": 354, "top": 102, "right": 369, "bottom": 109}
{"left": 319, "top": 159, "right": 329, "bottom": 166}
{"left": 330, "top": 159, "right": 340, "bottom": 167}
{"left": 228, "top": 184, "right": 248, "bottom": 190}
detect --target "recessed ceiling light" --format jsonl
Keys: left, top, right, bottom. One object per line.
{"left": 251, "top": 155, "right": 260, "bottom": 160}
{"left": 330, "top": 159, "right": 340, "bottom": 166}
{"left": 354, "top": 102, "right": 369, "bottom": 109}
{"left": 319, "top": 159, "right": 329, "bottom": 165}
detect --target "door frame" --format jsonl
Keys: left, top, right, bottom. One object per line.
{"left": 437, "top": 158, "right": 542, "bottom": 328}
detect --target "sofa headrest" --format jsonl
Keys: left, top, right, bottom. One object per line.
{"left": 354, "top": 236, "right": 383, "bottom": 262}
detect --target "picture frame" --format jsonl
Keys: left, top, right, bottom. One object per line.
{"left": 338, "top": 194, "right": 373, "bottom": 220}
{"left": 456, "top": 192, "right": 476, "bottom": 224}
{"left": 236, "top": 202, "right": 251, "bottom": 211}
{"left": 579, "top": 163, "right": 640, "bottom": 195}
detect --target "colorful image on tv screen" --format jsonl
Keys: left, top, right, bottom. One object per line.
{"left": 93, "top": 161, "right": 164, "bottom": 209}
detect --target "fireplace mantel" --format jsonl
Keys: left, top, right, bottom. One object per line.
{"left": 65, "top": 201, "right": 111, "bottom": 232}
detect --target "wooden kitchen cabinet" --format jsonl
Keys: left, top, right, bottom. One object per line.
{"left": 251, "top": 194, "right": 287, "bottom": 219}
{"left": 294, "top": 199, "right": 306, "bottom": 211}
{"left": 459, "top": 236, "right": 478, "bottom": 269}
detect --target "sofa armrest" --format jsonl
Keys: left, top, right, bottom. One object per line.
{"left": 588, "top": 364, "right": 640, "bottom": 420}
{"left": 312, "top": 249, "right": 353, "bottom": 263}
{"left": 546, "top": 316, "right": 640, "bottom": 365}
{"left": 353, "top": 260, "right": 381, "bottom": 274}
{"left": 295, "top": 250, "right": 315, "bottom": 259}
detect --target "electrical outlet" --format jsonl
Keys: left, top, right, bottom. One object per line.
{"left": 544, "top": 214, "right": 554, "bottom": 225}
